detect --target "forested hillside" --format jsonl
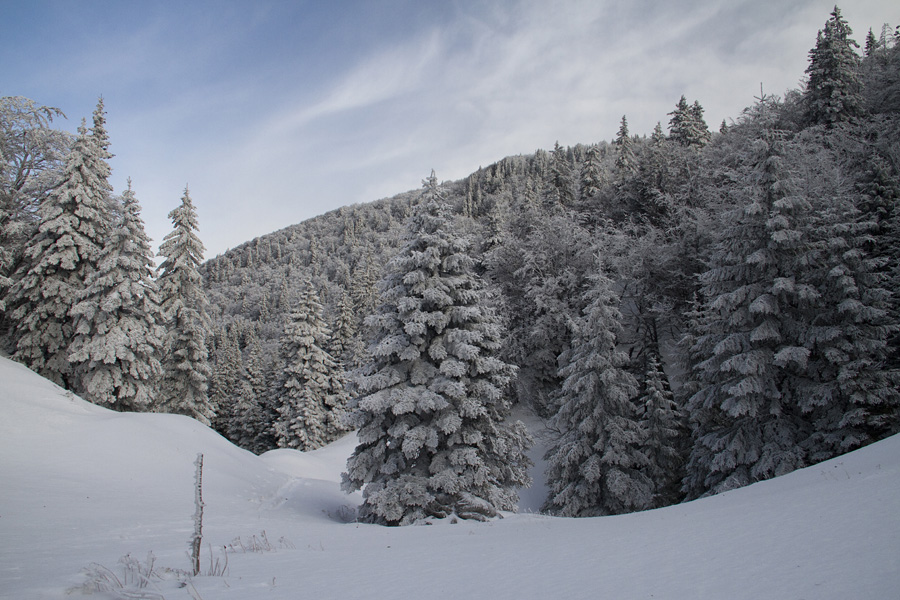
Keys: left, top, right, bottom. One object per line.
{"left": 2, "top": 7, "right": 898, "bottom": 520}
{"left": 200, "top": 8, "right": 900, "bottom": 509}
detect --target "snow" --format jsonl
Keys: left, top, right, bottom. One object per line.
{"left": 1, "top": 355, "right": 898, "bottom": 599}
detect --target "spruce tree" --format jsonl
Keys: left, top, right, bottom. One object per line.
{"left": 0, "top": 97, "right": 68, "bottom": 324}
{"left": 331, "top": 289, "right": 364, "bottom": 368}
{"left": 489, "top": 205, "right": 594, "bottom": 417}
{"left": 614, "top": 115, "right": 636, "bottom": 177}
{"left": 243, "top": 331, "right": 278, "bottom": 453}
{"left": 639, "top": 354, "right": 686, "bottom": 507}
{"left": 7, "top": 100, "right": 114, "bottom": 386}
{"left": 668, "top": 96, "right": 711, "bottom": 148}
{"left": 274, "top": 278, "right": 350, "bottom": 451}
{"left": 543, "top": 267, "right": 652, "bottom": 517}
{"left": 580, "top": 143, "right": 604, "bottom": 200}
{"left": 683, "top": 127, "right": 810, "bottom": 498}
{"left": 156, "top": 187, "right": 214, "bottom": 425}
{"left": 68, "top": 180, "right": 164, "bottom": 409}
{"left": 343, "top": 172, "right": 531, "bottom": 525}
{"left": 798, "top": 177, "right": 899, "bottom": 460}
{"left": 549, "top": 141, "right": 574, "bottom": 205}
{"left": 210, "top": 324, "right": 246, "bottom": 436}
{"left": 804, "top": 5, "right": 862, "bottom": 125}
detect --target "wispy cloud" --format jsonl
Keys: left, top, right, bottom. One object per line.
{"left": 5, "top": 0, "right": 897, "bottom": 256}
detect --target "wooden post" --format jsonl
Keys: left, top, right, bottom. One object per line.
{"left": 190, "top": 453, "right": 204, "bottom": 576}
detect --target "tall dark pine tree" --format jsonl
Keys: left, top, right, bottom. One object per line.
{"left": 210, "top": 324, "right": 246, "bottom": 437}
{"left": 580, "top": 143, "right": 604, "bottom": 200}
{"left": 331, "top": 290, "right": 364, "bottom": 369}
{"left": 668, "top": 96, "right": 711, "bottom": 148}
{"left": 343, "top": 172, "right": 531, "bottom": 525}
{"left": 614, "top": 115, "right": 636, "bottom": 177}
{"left": 859, "top": 157, "right": 900, "bottom": 370}
{"left": 488, "top": 204, "right": 594, "bottom": 418}
{"left": 798, "top": 168, "right": 899, "bottom": 461}
{"left": 242, "top": 331, "right": 278, "bottom": 453}
{"left": 639, "top": 354, "right": 686, "bottom": 507}
{"left": 683, "top": 128, "right": 810, "bottom": 499}
{"left": 683, "top": 113, "right": 897, "bottom": 498}
{"left": 274, "top": 278, "right": 350, "bottom": 451}
{"left": 804, "top": 5, "right": 862, "bottom": 125}
{"left": 156, "top": 187, "right": 214, "bottom": 425}
{"left": 7, "top": 100, "right": 113, "bottom": 387}
{"left": 543, "top": 266, "right": 652, "bottom": 517}
{"left": 68, "top": 180, "right": 164, "bottom": 409}
{"left": 548, "top": 141, "right": 575, "bottom": 205}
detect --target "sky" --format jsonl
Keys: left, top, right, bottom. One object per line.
{"left": 3, "top": 0, "right": 898, "bottom": 257}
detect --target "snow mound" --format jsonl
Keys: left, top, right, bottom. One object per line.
{"left": 1, "top": 356, "right": 899, "bottom": 599}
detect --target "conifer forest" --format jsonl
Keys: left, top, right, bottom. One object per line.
{"left": 2, "top": 7, "right": 899, "bottom": 523}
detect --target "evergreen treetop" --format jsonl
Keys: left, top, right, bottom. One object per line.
{"left": 343, "top": 171, "right": 531, "bottom": 525}
{"left": 804, "top": 5, "right": 862, "bottom": 125}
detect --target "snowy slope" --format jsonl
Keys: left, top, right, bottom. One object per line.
{"left": 1, "top": 355, "right": 898, "bottom": 599}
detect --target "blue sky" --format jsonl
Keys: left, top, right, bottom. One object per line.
{"left": 3, "top": 0, "right": 897, "bottom": 257}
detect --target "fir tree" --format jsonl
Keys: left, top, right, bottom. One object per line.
{"left": 639, "top": 354, "right": 686, "bottom": 507}
{"left": 331, "top": 289, "right": 363, "bottom": 368}
{"left": 549, "top": 141, "right": 575, "bottom": 205}
{"left": 651, "top": 122, "right": 666, "bottom": 145}
{"left": 614, "top": 115, "right": 636, "bottom": 177}
{"left": 797, "top": 182, "right": 899, "bottom": 461}
{"left": 668, "top": 96, "right": 711, "bottom": 148}
{"left": 7, "top": 100, "right": 114, "bottom": 386}
{"left": 210, "top": 324, "right": 245, "bottom": 437}
{"left": 580, "top": 143, "right": 604, "bottom": 200}
{"left": 343, "top": 171, "right": 531, "bottom": 525}
{"left": 243, "top": 331, "right": 278, "bottom": 453}
{"left": 683, "top": 128, "right": 810, "bottom": 498}
{"left": 543, "top": 266, "right": 652, "bottom": 517}
{"left": 68, "top": 180, "right": 164, "bottom": 409}
{"left": 865, "top": 28, "right": 879, "bottom": 57}
{"left": 489, "top": 206, "right": 594, "bottom": 417}
{"left": 859, "top": 156, "right": 900, "bottom": 370}
{"left": 804, "top": 5, "right": 861, "bottom": 125}
{"left": 351, "top": 253, "right": 379, "bottom": 319}
{"left": 156, "top": 187, "right": 214, "bottom": 425}
{"left": 0, "top": 97, "right": 68, "bottom": 323}
{"left": 274, "top": 278, "right": 350, "bottom": 451}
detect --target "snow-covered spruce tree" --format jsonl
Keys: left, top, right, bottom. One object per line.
{"left": 542, "top": 266, "right": 652, "bottom": 517}
{"left": 684, "top": 96, "right": 899, "bottom": 497}
{"left": 210, "top": 324, "right": 247, "bottom": 438}
{"left": 793, "top": 140, "right": 899, "bottom": 462}
{"left": 683, "top": 125, "right": 811, "bottom": 499}
{"left": 639, "top": 354, "right": 687, "bottom": 507}
{"left": 579, "top": 143, "right": 604, "bottom": 200}
{"left": 549, "top": 141, "right": 575, "bottom": 205}
{"left": 804, "top": 5, "right": 862, "bottom": 126}
{"left": 156, "top": 187, "right": 214, "bottom": 425}
{"left": 331, "top": 289, "right": 364, "bottom": 369}
{"left": 858, "top": 156, "right": 900, "bottom": 371}
{"left": 342, "top": 172, "right": 532, "bottom": 525}
{"left": 7, "top": 100, "right": 114, "bottom": 387}
{"left": 0, "top": 97, "right": 69, "bottom": 326}
{"left": 68, "top": 180, "right": 164, "bottom": 409}
{"left": 614, "top": 115, "right": 636, "bottom": 178}
{"left": 487, "top": 201, "right": 594, "bottom": 418}
{"left": 668, "top": 96, "right": 711, "bottom": 148}
{"left": 242, "top": 331, "right": 278, "bottom": 453}
{"left": 274, "top": 278, "right": 350, "bottom": 451}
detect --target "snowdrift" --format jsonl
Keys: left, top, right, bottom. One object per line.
{"left": 1, "top": 355, "right": 898, "bottom": 599}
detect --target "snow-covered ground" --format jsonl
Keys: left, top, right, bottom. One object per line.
{"left": 1, "top": 355, "right": 898, "bottom": 599}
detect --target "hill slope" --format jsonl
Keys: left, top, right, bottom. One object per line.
{"left": 1, "top": 355, "right": 898, "bottom": 599}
